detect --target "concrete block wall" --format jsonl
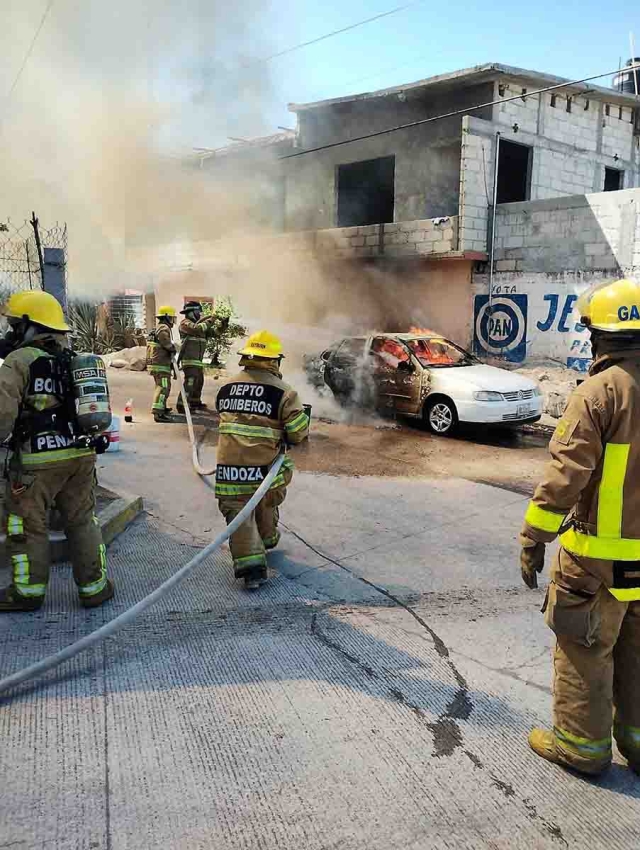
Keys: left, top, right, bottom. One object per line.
{"left": 471, "top": 188, "right": 640, "bottom": 367}
{"left": 534, "top": 148, "right": 599, "bottom": 199}
{"left": 496, "top": 88, "right": 539, "bottom": 135}
{"left": 539, "top": 93, "right": 599, "bottom": 152}
{"left": 602, "top": 105, "right": 635, "bottom": 160}
{"left": 459, "top": 118, "right": 493, "bottom": 253}
{"left": 313, "top": 218, "right": 459, "bottom": 259}
{"left": 495, "top": 80, "right": 637, "bottom": 166}
{"left": 492, "top": 189, "right": 640, "bottom": 272}
{"left": 459, "top": 84, "right": 640, "bottom": 253}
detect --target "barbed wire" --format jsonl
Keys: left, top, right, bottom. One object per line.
{"left": 0, "top": 218, "right": 67, "bottom": 298}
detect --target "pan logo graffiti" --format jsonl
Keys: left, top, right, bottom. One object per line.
{"left": 473, "top": 294, "right": 528, "bottom": 363}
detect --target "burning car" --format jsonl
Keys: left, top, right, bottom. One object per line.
{"left": 319, "top": 332, "right": 543, "bottom": 435}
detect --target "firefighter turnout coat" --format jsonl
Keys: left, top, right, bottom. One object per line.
{"left": 146, "top": 321, "right": 175, "bottom": 374}
{"left": 0, "top": 333, "right": 108, "bottom": 604}
{"left": 215, "top": 358, "right": 309, "bottom": 497}
{"left": 523, "top": 347, "right": 640, "bottom": 601}
{"left": 0, "top": 334, "right": 94, "bottom": 466}
{"left": 178, "top": 316, "right": 214, "bottom": 368}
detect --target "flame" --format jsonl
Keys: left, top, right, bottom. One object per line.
{"left": 409, "top": 326, "right": 438, "bottom": 336}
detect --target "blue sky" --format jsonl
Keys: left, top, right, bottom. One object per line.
{"left": 262, "top": 0, "right": 639, "bottom": 127}
{"left": 4, "top": 0, "right": 639, "bottom": 150}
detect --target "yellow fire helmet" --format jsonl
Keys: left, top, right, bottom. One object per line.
{"left": 576, "top": 278, "right": 640, "bottom": 332}
{"left": 157, "top": 305, "right": 177, "bottom": 318}
{"left": 3, "top": 290, "right": 70, "bottom": 332}
{"left": 238, "top": 330, "right": 283, "bottom": 359}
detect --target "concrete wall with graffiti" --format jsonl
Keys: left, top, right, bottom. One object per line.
{"left": 472, "top": 189, "right": 640, "bottom": 370}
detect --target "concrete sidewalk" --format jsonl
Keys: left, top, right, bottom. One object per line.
{"left": 1, "top": 394, "right": 639, "bottom": 848}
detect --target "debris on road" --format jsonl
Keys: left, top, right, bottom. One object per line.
{"left": 515, "top": 363, "right": 582, "bottom": 419}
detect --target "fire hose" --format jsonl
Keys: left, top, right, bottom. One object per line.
{"left": 172, "top": 354, "right": 217, "bottom": 476}
{"left": 0, "top": 360, "right": 285, "bottom": 696}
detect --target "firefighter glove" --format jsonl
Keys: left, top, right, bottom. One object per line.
{"left": 520, "top": 537, "right": 545, "bottom": 589}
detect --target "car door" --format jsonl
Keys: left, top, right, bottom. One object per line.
{"left": 324, "top": 338, "right": 367, "bottom": 402}
{"left": 369, "top": 337, "right": 422, "bottom": 414}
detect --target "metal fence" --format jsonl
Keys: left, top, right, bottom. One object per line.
{"left": 0, "top": 216, "right": 67, "bottom": 299}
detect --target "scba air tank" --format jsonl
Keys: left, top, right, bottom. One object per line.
{"left": 70, "top": 353, "right": 112, "bottom": 434}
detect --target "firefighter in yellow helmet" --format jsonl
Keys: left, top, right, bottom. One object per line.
{"left": 215, "top": 330, "right": 309, "bottom": 590}
{"left": 521, "top": 278, "right": 640, "bottom": 776}
{"left": 146, "top": 306, "right": 177, "bottom": 422}
{"left": 0, "top": 291, "right": 113, "bottom": 611}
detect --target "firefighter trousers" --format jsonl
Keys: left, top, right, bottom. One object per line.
{"left": 4, "top": 456, "right": 108, "bottom": 601}
{"left": 151, "top": 371, "right": 171, "bottom": 412}
{"left": 177, "top": 365, "right": 204, "bottom": 409}
{"left": 217, "top": 477, "right": 290, "bottom": 578}
{"left": 546, "top": 547, "right": 640, "bottom": 772}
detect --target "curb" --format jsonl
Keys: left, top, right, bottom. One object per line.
{"left": 96, "top": 487, "right": 145, "bottom": 549}
{"left": 0, "top": 486, "right": 144, "bottom": 565}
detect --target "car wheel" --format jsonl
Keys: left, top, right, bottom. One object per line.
{"left": 425, "top": 397, "right": 458, "bottom": 436}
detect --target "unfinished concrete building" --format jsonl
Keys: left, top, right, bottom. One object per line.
{"left": 142, "top": 62, "right": 640, "bottom": 359}
{"left": 287, "top": 63, "right": 639, "bottom": 249}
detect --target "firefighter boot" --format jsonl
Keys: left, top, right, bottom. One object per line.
{"left": 614, "top": 727, "right": 640, "bottom": 775}
{"left": 81, "top": 578, "right": 115, "bottom": 609}
{"left": 153, "top": 411, "right": 172, "bottom": 423}
{"left": 0, "top": 586, "right": 43, "bottom": 612}
{"left": 616, "top": 741, "right": 640, "bottom": 774}
{"left": 528, "top": 728, "right": 609, "bottom": 776}
{"left": 244, "top": 567, "right": 268, "bottom": 591}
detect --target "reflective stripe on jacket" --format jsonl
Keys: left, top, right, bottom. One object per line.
{"left": 523, "top": 348, "right": 640, "bottom": 601}
{"left": 0, "top": 336, "right": 95, "bottom": 468}
{"left": 215, "top": 358, "right": 309, "bottom": 498}
{"left": 146, "top": 322, "right": 175, "bottom": 372}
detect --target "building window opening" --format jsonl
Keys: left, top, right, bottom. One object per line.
{"left": 337, "top": 156, "right": 395, "bottom": 227}
{"left": 566, "top": 97, "right": 572, "bottom": 113}
{"left": 550, "top": 94, "right": 557, "bottom": 107}
{"left": 606, "top": 104, "right": 611, "bottom": 117}
{"left": 496, "top": 139, "right": 532, "bottom": 204}
{"left": 604, "top": 167, "right": 624, "bottom": 191}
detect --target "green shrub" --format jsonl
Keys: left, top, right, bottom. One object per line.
{"left": 201, "top": 297, "right": 247, "bottom": 367}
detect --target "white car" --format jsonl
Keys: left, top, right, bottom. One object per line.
{"left": 321, "top": 333, "right": 543, "bottom": 435}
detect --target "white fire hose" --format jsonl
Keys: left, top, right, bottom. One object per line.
{"left": 0, "top": 358, "right": 284, "bottom": 696}
{"left": 172, "top": 354, "right": 217, "bottom": 476}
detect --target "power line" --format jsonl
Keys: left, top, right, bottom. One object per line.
{"left": 242, "top": 1, "right": 425, "bottom": 68}
{"left": 281, "top": 64, "right": 640, "bottom": 159}
{"left": 4, "top": 0, "right": 55, "bottom": 104}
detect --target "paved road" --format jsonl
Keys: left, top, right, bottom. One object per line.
{"left": 1, "top": 370, "right": 639, "bottom": 849}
